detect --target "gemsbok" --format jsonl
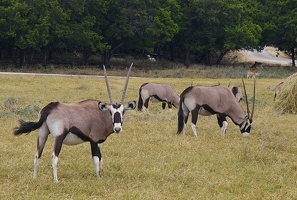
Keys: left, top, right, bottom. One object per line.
{"left": 273, "top": 81, "right": 284, "bottom": 101}
{"left": 138, "top": 83, "right": 180, "bottom": 112}
{"left": 177, "top": 79, "right": 255, "bottom": 137}
{"left": 13, "top": 63, "right": 136, "bottom": 182}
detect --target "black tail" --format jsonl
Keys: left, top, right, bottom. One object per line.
{"left": 13, "top": 120, "right": 44, "bottom": 135}
{"left": 177, "top": 97, "right": 185, "bottom": 134}
{"left": 138, "top": 91, "right": 143, "bottom": 111}
{"left": 13, "top": 102, "right": 59, "bottom": 136}
{"left": 138, "top": 84, "right": 148, "bottom": 111}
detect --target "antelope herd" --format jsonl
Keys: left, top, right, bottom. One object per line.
{"left": 16, "top": 62, "right": 287, "bottom": 182}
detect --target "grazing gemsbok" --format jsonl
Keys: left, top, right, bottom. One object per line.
{"left": 273, "top": 81, "right": 284, "bottom": 101}
{"left": 138, "top": 83, "right": 180, "bottom": 112}
{"left": 177, "top": 79, "right": 255, "bottom": 137}
{"left": 13, "top": 63, "right": 136, "bottom": 182}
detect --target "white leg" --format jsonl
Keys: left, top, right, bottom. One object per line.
{"left": 191, "top": 122, "right": 198, "bottom": 137}
{"left": 99, "top": 158, "right": 103, "bottom": 176}
{"left": 33, "top": 153, "right": 40, "bottom": 179}
{"left": 52, "top": 152, "right": 59, "bottom": 182}
{"left": 142, "top": 106, "right": 148, "bottom": 113}
{"left": 220, "top": 121, "right": 228, "bottom": 137}
{"left": 93, "top": 156, "right": 102, "bottom": 177}
{"left": 182, "top": 123, "right": 186, "bottom": 136}
{"left": 169, "top": 108, "right": 172, "bottom": 112}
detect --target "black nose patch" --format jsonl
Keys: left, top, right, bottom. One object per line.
{"left": 113, "top": 112, "right": 121, "bottom": 123}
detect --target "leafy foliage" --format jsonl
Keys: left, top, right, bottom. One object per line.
{"left": 0, "top": 0, "right": 295, "bottom": 66}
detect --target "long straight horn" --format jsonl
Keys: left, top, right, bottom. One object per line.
{"left": 250, "top": 78, "right": 256, "bottom": 119}
{"left": 242, "top": 78, "right": 250, "bottom": 118}
{"left": 103, "top": 65, "right": 114, "bottom": 104}
{"left": 119, "top": 63, "right": 133, "bottom": 104}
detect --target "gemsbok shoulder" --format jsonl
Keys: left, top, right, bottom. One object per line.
{"left": 13, "top": 63, "right": 136, "bottom": 182}
{"left": 177, "top": 79, "right": 255, "bottom": 137}
{"left": 138, "top": 83, "right": 180, "bottom": 112}
{"left": 216, "top": 86, "right": 243, "bottom": 135}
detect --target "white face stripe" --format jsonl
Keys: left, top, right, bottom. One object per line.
{"left": 240, "top": 119, "right": 251, "bottom": 131}
{"left": 108, "top": 104, "right": 124, "bottom": 133}
{"left": 100, "top": 101, "right": 136, "bottom": 133}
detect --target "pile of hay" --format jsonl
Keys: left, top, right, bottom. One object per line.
{"left": 273, "top": 72, "right": 297, "bottom": 114}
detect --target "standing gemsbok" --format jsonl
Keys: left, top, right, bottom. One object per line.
{"left": 138, "top": 83, "right": 180, "bottom": 112}
{"left": 177, "top": 79, "right": 255, "bottom": 137}
{"left": 13, "top": 63, "right": 136, "bottom": 182}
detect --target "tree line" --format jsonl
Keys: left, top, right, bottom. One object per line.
{"left": 0, "top": 0, "right": 296, "bottom": 68}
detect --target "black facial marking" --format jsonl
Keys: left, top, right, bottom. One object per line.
{"left": 239, "top": 119, "right": 252, "bottom": 133}
{"left": 112, "top": 104, "right": 122, "bottom": 109}
{"left": 69, "top": 126, "right": 90, "bottom": 141}
{"left": 231, "top": 87, "right": 238, "bottom": 96}
{"left": 113, "top": 112, "right": 122, "bottom": 123}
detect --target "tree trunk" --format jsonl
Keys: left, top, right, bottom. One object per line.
{"left": 19, "top": 49, "right": 26, "bottom": 67}
{"left": 28, "top": 49, "right": 35, "bottom": 66}
{"left": 202, "top": 50, "right": 211, "bottom": 65}
{"left": 184, "top": 50, "right": 190, "bottom": 67}
{"left": 43, "top": 50, "right": 47, "bottom": 66}
{"left": 215, "top": 51, "right": 228, "bottom": 65}
{"left": 83, "top": 51, "right": 90, "bottom": 65}
{"left": 101, "top": 51, "right": 111, "bottom": 68}
{"left": 290, "top": 47, "right": 296, "bottom": 68}
{"left": 48, "top": 48, "right": 53, "bottom": 60}
{"left": 169, "top": 43, "right": 174, "bottom": 61}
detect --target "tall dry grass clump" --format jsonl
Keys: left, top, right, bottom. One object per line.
{"left": 273, "top": 72, "right": 297, "bottom": 114}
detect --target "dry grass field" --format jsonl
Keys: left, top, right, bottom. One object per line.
{"left": 0, "top": 69, "right": 297, "bottom": 199}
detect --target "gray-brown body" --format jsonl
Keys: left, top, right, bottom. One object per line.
{"left": 13, "top": 63, "right": 136, "bottom": 182}
{"left": 14, "top": 99, "right": 136, "bottom": 182}
{"left": 177, "top": 85, "right": 252, "bottom": 137}
{"left": 45, "top": 100, "right": 113, "bottom": 143}
{"left": 138, "top": 83, "right": 180, "bottom": 111}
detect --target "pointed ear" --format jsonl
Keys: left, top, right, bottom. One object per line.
{"left": 124, "top": 101, "right": 136, "bottom": 110}
{"left": 98, "top": 102, "right": 108, "bottom": 111}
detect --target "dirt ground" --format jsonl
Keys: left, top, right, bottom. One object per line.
{"left": 223, "top": 46, "right": 293, "bottom": 67}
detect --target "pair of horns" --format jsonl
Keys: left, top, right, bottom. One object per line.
{"left": 103, "top": 63, "right": 133, "bottom": 105}
{"left": 242, "top": 78, "right": 256, "bottom": 119}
